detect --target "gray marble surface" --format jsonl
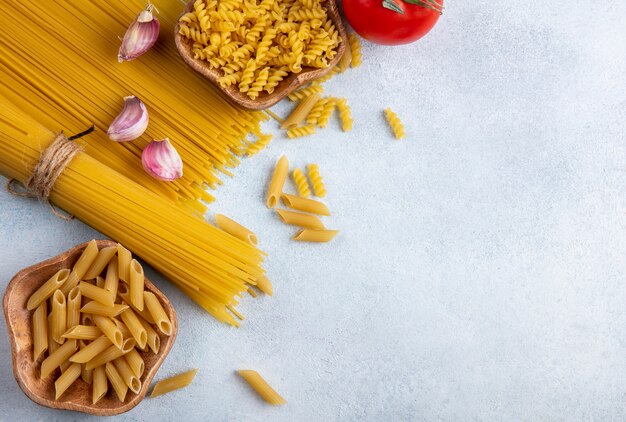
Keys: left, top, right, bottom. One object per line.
{"left": 1, "top": 1, "right": 626, "bottom": 421}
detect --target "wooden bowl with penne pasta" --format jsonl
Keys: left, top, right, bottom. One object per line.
{"left": 174, "top": 0, "right": 347, "bottom": 110}
{"left": 3, "top": 240, "right": 177, "bottom": 416}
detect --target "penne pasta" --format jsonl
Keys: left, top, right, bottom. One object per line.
{"left": 26, "top": 269, "right": 70, "bottom": 310}
{"left": 80, "top": 301, "right": 128, "bottom": 317}
{"left": 293, "top": 229, "right": 339, "bottom": 243}
{"left": 62, "top": 325, "right": 102, "bottom": 341}
{"left": 124, "top": 349, "right": 145, "bottom": 378}
{"left": 255, "top": 276, "right": 273, "bottom": 296}
{"left": 81, "top": 313, "right": 94, "bottom": 327}
{"left": 69, "top": 335, "right": 112, "bottom": 363}
{"left": 266, "top": 155, "right": 289, "bottom": 208}
{"left": 83, "top": 246, "right": 117, "bottom": 280}
{"left": 55, "top": 362, "right": 81, "bottom": 399}
{"left": 215, "top": 214, "right": 258, "bottom": 246}
{"left": 66, "top": 286, "right": 82, "bottom": 330}
{"left": 95, "top": 276, "right": 105, "bottom": 289}
{"left": 79, "top": 281, "right": 114, "bottom": 307}
{"left": 105, "top": 362, "right": 128, "bottom": 402}
{"left": 48, "top": 313, "right": 59, "bottom": 355}
{"left": 93, "top": 316, "right": 123, "bottom": 349}
{"left": 117, "top": 244, "right": 132, "bottom": 283}
{"left": 119, "top": 308, "right": 148, "bottom": 348}
{"left": 51, "top": 290, "right": 67, "bottom": 345}
{"left": 61, "top": 239, "right": 99, "bottom": 295}
{"left": 92, "top": 365, "right": 107, "bottom": 404}
{"left": 60, "top": 360, "right": 72, "bottom": 373}
{"left": 281, "top": 93, "right": 321, "bottom": 129}
{"left": 112, "top": 317, "right": 132, "bottom": 338}
{"left": 238, "top": 370, "right": 286, "bottom": 405}
{"left": 113, "top": 357, "right": 141, "bottom": 394}
{"left": 117, "top": 283, "right": 155, "bottom": 323}
{"left": 104, "top": 259, "right": 120, "bottom": 298}
{"left": 78, "top": 340, "right": 93, "bottom": 384}
{"left": 281, "top": 194, "right": 331, "bottom": 216}
{"left": 138, "top": 316, "right": 160, "bottom": 354}
{"left": 276, "top": 209, "right": 325, "bottom": 230}
{"left": 143, "top": 292, "right": 173, "bottom": 336}
{"left": 150, "top": 369, "right": 198, "bottom": 398}
{"left": 85, "top": 339, "right": 136, "bottom": 370}
{"left": 32, "top": 301, "right": 48, "bottom": 361}
{"left": 129, "top": 260, "right": 145, "bottom": 311}
{"left": 41, "top": 339, "right": 77, "bottom": 378}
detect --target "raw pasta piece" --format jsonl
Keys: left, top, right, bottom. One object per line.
{"left": 67, "top": 287, "right": 82, "bottom": 329}
{"left": 255, "top": 276, "right": 273, "bottom": 296}
{"left": 336, "top": 98, "right": 352, "bottom": 131}
{"left": 281, "top": 93, "right": 321, "bottom": 129}
{"left": 125, "top": 348, "right": 145, "bottom": 378}
{"left": 144, "top": 292, "right": 173, "bottom": 336}
{"left": 92, "top": 366, "right": 108, "bottom": 404}
{"left": 348, "top": 33, "right": 362, "bottom": 68}
{"left": 266, "top": 155, "right": 289, "bottom": 208}
{"left": 51, "top": 290, "right": 67, "bottom": 345}
{"left": 150, "top": 369, "right": 198, "bottom": 398}
{"left": 317, "top": 98, "right": 336, "bottom": 128}
{"left": 61, "top": 239, "right": 99, "bottom": 295}
{"left": 83, "top": 246, "right": 117, "bottom": 280}
{"left": 281, "top": 194, "right": 331, "bottom": 216}
{"left": 305, "top": 98, "right": 327, "bottom": 126}
{"left": 27, "top": 269, "right": 70, "bottom": 310}
{"left": 114, "top": 357, "right": 141, "bottom": 394}
{"left": 85, "top": 339, "right": 136, "bottom": 370}
{"left": 307, "top": 164, "right": 327, "bottom": 197}
{"left": 55, "top": 363, "right": 81, "bottom": 399}
{"left": 62, "top": 325, "right": 102, "bottom": 341}
{"left": 104, "top": 259, "right": 120, "bottom": 298}
{"left": 244, "top": 134, "right": 272, "bottom": 157}
{"left": 117, "top": 283, "right": 156, "bottom": 324}
{"left": 129, "top": 259, "right": 145, "bottom": 311}
{"left": 41, "top": 339, "right": 77, "bottom": 378}
{"left": 238, "top": 370, "right": 286, "bottom": 405}
{"left": 287, "top": 84, "right": 323, "bottom": 101}
{"left": 293, "top": 229, "right": 339, "bottom": 243}
{"left": 69, "top": 336, "right": 112, "bottom": 363}
{"left": 79, "top": 281, "right": 114, "bottom": 307}
{"left": 291, "top": 168, "right": 312, "bottom": 198}
{"left": 287, "top": 124, "right": 316, "bottom": 139}
{"left": 384, "top": 108, "right": 405, "bottom": 139}
{"left": 106, "top": 362, "right": 128, "bottom": 402}
{"left": 276, "top": 209, "right": 325, "bottom": 230}
{"left": 93, "top": 315, "right": 123, "bottom": 349}
{"left": 215, "top": 214, "right": 258, "bottom": 246}
{"left": 138, "top": 316, "right": 161, "bottom": 354}
{"left": 80, "top": 302, "right": 129, "bottom": 317}
{"left": 119, "top": 308, "right": 148, "bottom": 348}
{"left": 32, "top": 301, "right": 48, "bottom": 361}
{"left": 117, "top": 243, "right": 132, "bottom": 282}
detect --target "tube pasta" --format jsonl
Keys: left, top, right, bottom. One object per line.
{"left": 32, "top": 301, "right": 48, "bottom": 361}
{"left": 138, "top": 316, "right": 160, "bottom": 354}
{"left": 117, "top": 283, "right": 155, "bottom": 324}
{"left": 85, "top": 339, "right": 136, "bottom": 371}
{"left": 96, "top": 276, "right": 105, "bottom": 289}
{"left": 48, "top": 313, "right": 59, "bottom": 355}
{"left": 62, "top": 325, "right": 102, "bottom": 341}
{"left": 92, "top": 366, "right": 107, "bottom": 404}
{"left": 80, "top": 301, "right": 129, "bottom": 317}
{"left": 281, "top": 93, "right": 321, "bottom": 129}
{"left": 105, "top": 362, "right": 128, "bottom": 402}
{"left": 61, "top": 240, "right": 99, "bottom": 295}
{"left": 150, "top": 369, "right": 198, "bottom": 398}
{"left": 125, "top": 348, "right": 145, "bottom": 378}
{"left": 66, "top": 286, "right": 82, "bottom": 329}
{"left": 143, "top": 292, "right": 173, "bottom": 336}
{"left": 276, "top": 209, "right": 325, "bottom": 230}
{"left": 51, "top": 290, "right": 67, "bottom": 345}
{"left": 117, "top": 244, "right": 132, "bottom": 283}
{"left": 238, "top": 370, "right": 286, "bottom": 405}
{"left": 293, "top": 229, "right": 339, "bottom": 242}
{"left": 215, "top": 214, "right": 258, "bottom": 247}
{"left": 41, "top": 339, "right": 77, "bottom": 379}
{"left": 129, "top": 259, "right": 145, "bottom": 311}
{"left": 93, "top": 316, "right": 123, "bottom": 349}
{"left": 281, "top": 194, "right": 330, "bottom": 216}
{"left": 27, "top": 269, "right": 70, "bottom": 311}
{"left": 114, "top": 357, "right": 141, "bottom": 394}
{"left": 69, "top": 335, "right": 112, "bottom": 363}
{"left": 79, "top": 281, "right": 114, "bottom": 307}
{"left": 119, "top": 308, "right": 148, "bottom": 349}
{"left": 81, "top": 313, "right": 94, "bottom": 327}
{"left": 104, "top": 259, "right": 120, "bottom": 298}
{"left": 83, "top": 246, "right": 117, "bottom": 280}
{"left": 266, "top": 156, "right": 289, "bottom": 208}
{"left": 55, "top": 362, "right": 81, "bottom": 399}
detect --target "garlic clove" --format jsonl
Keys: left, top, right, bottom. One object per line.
{"left": 118, "top": 4, "right": 160, "bottom": 63}
{"left": 142, "top": 138, "right": 183, "bottom": 181}
{"left": 107, "top": 96, "right": 149, "bottom": 142}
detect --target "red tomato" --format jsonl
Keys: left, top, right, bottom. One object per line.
{"left": 342, "top": 0, "right": 443, "bottom": 46}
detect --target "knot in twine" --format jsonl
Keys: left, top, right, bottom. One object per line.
{"left": 6, "top": 127, "right": 92, "bottom": 221}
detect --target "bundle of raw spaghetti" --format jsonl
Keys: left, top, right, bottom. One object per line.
{"left": 0, "top": 101, "right": 265, "bottom": 326}
{"left": 0, "top": 0, "right": 268, "bottom": 215}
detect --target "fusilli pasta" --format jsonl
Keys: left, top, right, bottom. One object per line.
{"left": 384, "top": 108, "right": 405, "bottom": 140}
{"left": 292, "top": 168, "right": 312, "bottom": 197}
{"left": 307, "top": 163, "right": 326, "bottom": 197}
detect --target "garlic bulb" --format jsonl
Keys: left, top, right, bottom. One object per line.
{"left": 142, "top": 138, "right": 183, "bottom": 181}
{"left": 107, "top": 96, "right": 149, "bottom": 142}
{"left": 118, "top": 4, "right": 160, "bottom": 63}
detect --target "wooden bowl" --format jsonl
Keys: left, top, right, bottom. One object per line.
{"left": 174, "top": 0, "right": 347, "bottom": 110}
{"left": 3, "top": 240, "right": 178, "bottom": 416}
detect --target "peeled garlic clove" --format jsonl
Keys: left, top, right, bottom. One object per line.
{"left": 107, "top": 96, "right": 149, "bottom": 142}
{"left": 118, "top": 4, "right": 160, "bottom": 63}
{"left": 142, "top": 138, "right": 183, "bottom": 181}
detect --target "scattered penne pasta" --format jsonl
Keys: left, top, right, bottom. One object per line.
{"left": 276, "top": 209, "right": 325, "bottom": 230}
{"left": 238, "top": 370, "right": 286, "bottom": 405}
{"left": 266, "top": 156, "right": 289, "bottom": 208}
{"left": 281, "top": 194, "right": 331, "bottom": 216}
{"left": 293, "top": 229, "right": 340, "bottom": 243}
{"left": 150, "top": 369, "right": 198, "bottom": 398}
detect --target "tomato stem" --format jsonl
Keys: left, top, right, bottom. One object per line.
{"left": 403, "top": 0, "right": 444, "bottom": 14}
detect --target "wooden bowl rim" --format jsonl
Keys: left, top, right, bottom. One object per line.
{"left": 3, "top": 240, "right": 178, "bottom": 416}
{"left": 174, "top": 0, "right": 347, "bottom": 111}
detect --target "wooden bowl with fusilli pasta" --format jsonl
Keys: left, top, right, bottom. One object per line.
{"left": 174, "top": 0, "right": 347, "bottom": 110}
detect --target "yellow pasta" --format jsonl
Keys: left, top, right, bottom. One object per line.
{"left": 55, "top": 362, "right": 81, "bottom": 399}
{"left": 66, "top": 286, "right": 82, "bottom": 330}
{"left": 143, "top": 292, "right": 173, "bottom": 336}
{"left": 307, "top": 164, "right": 327, "bottom": 197}
{"left": 384, "top": 108, "right": 406, "bottom": 139}
{"left": 291, "top": 168, "right": 312, "bottom": 197}
{"left": 305, "top": 98, "right": 328, "bottom": 126}
{"left": 79, "top": 282, "right": 114, "bottom": 307}
{"left": 317, "top": 98, "right": 337, "bottom": 128}
{"left": 138, "top": 316, "right": 160, "bottom": 354}
{"left": 119, "top": 308, "right": 148, "bottom": 349}
{"left": 95, "top": 276, "right": 106, "bottom": 289}
{"left": 281, "top": 93, "right": 322, "bottom": 129}
{"left": 281, "top": 194, "right": 331, "bottom": 216}
{"left": 105, "top": 362, "right": 128, "bottom": 402}
{"left": 81, "top": 313, "right": 94, "bottom": 327}
{"left": 255, "top": 276, "right": 274, "bottom": 296}
{"left": 287, "top": 84, "right": 324, "bottom": 101}
{"left": 51, "top": 290, "right": 67, "bottom": 345}
{"left": 117, "top": 283, "right": 156, "bottom": 324}
{"left": 215, "top": 214, "right": 258, "bottom": 247}
{"left": 237, "top": 370, "right": 286, "bottom": 405}
{"left": 113, "top": 357, "right": 141, "bottom": 394}
{"left": 266, "top": 156, "right": 290, "bottom": 208}
{"left": 61, "top": 239, "right": 99, "bottom": 295}
{"left": 125, "top": 349, "right": 145, "bottom": 378}
{"left": 85, "top": 339, "right": 136, "bottom": 371}
{"left": 47, "top": 313, "right": 59, "bottom": 356}
{"left": 92, "top": 365, "right": 108, "bottom": 405}
{"left": 129, "top": 259, "right": 145, "bottom": 311}
{"left": 336, "top": 98, "right": 353, "bottom": 131}
{"left": 276, "top": 209, "right": 325, "bottom": 230}
{"left": 83, "top": 246, "right": 117, "bottom": 280}
{"left": 93, "top": 316, "right": 123, "bottom": 349}
{"left": 103, "top": 259, "right": 120, "bottom": 300}
{"left": 287, "top": 124, "right": 317, "bottom": 139}
{"left": 117, "top": 244, "right": 132, "bottom": 283}
{"left": 41, "top": 339, "right": 77, "bottom": 379}
{"left": 26, "top": 269, "right": 70, "bottom": 311}
{"left": 69, "top": 336, "right": 112, "bottom": 364}
{"left": 339, "top": 41, "right": 352, "bottom": 72}
{"left": 244, "top": 134, "right": 272, "bottom": 157}
{"left": 62, "top": 325, "right": 103, "bottom": 341}
{"left": 293, "top": 228, "right": 339, "bottom": 242}
{"left": 348, "top": 33, "right": 362, "bottom": 67}
{"left": 150, "top": 369, "right": 198, "bottom": 398}
{"left": 112, "top": 317, "right": 132, "bottom": 339}
{"left": 80, "top": 302, "right": 129, "bottom": 317}
{"left": 32, "top": 301, "right": 48, "bottom": 361}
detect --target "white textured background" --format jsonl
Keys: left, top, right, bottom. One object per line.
{"left": 2, "top": 0, "right": 626, "bottom": 421}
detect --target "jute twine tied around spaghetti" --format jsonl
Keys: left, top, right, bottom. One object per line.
{"left": 6, "top": 126, "right": 94, "bottom": 221}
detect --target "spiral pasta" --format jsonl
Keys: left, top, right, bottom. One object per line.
{"left": 307, "top": 164, "right": 327, "bottom": 197}
{"left": 305, "top": 98, "right": 327, "bottom": 125}
{"left": 245, "top": 134, "right": 273, "bottom": 156}
{"left": 336, "top": 98, "right": 352, "bottom": 132}
{"left": 317, "top": 98, "right": 336, "bottom": 128}
{"left": 247, "top": 67, "right": 270, "bottom": 99}
{"left": 287, "top": 84, "right": 323, "bottom": 101}
{"left": 292, "top": 168, "right": 312, "bottom": 197}
{"left": 348, "top": 33, "right": 362, "bottom": 68}
{"left": 384, "top": 108, "right": 406, "bottom": 140}
{"left": 287, "top": 124, "right": 316, "bottom": 139}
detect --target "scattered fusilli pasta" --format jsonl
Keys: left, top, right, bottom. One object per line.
{"left": 348, "top": 33, "right": 362, "bottom": 68}
{"left": 307, "top": 164, "right": 327, "bottom": 197}
{"left": 336, "top": 98, "right": 352, "bottom": 131}
{"left": 292, "top": 168, "right": 312, "bottom": 197}
{"left": 384, "top": 108, "right": 405, "bottom": 140}
{"left": 287, "top": 124, "right": 316, "bottom": 139}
